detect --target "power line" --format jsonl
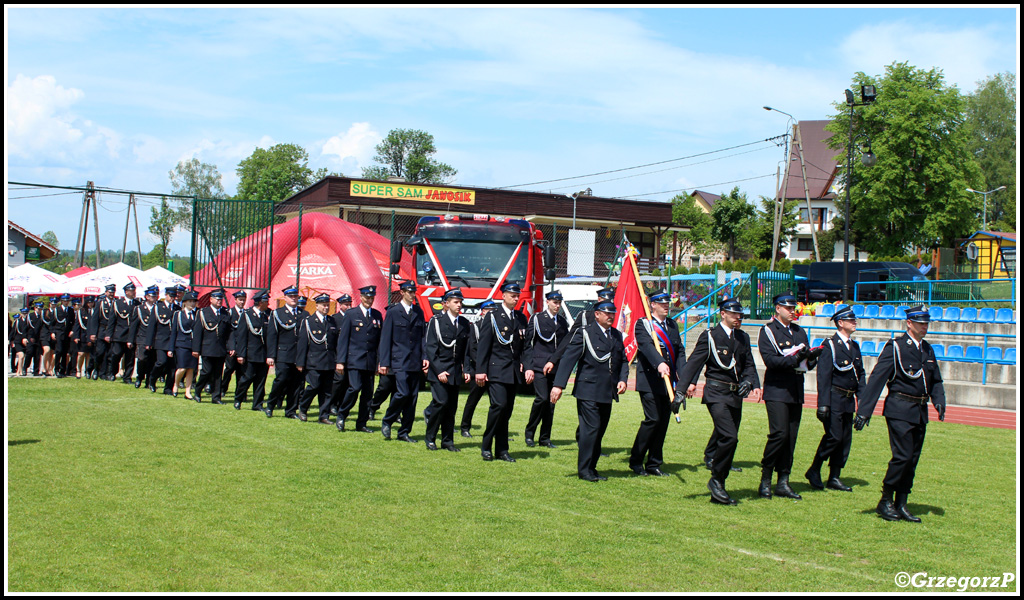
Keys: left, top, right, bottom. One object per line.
{"left": 497, "top": 135, "right": 788, "bottom": 190}
{"left": 6, "top": 191, "right": 84, "bottom": 200}
{"left": 620, "top": 173, "right": 777, "bottom": 199}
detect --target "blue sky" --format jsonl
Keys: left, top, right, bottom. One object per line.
{"left": 6, "top": 7, "right": 1018, "bottom": 256}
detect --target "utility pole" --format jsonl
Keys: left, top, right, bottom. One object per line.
{"left": 74, "top": 181, "right": 102, "bottom": 269}
{"left": 793, "top": 124, "right": 821, "bottom": 262}
{"left": 121, "top": 193, "right": 143, "bottom": 268}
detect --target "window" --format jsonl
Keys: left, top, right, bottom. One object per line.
{"left": 797, "top": 238, "right": 814, "bottom": 252}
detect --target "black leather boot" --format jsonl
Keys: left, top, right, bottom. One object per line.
{"left": 758, "top": 472, "right": 773, "bottom": 499}
{"left": 876, "top": 487, "right": 900, "bottom": 521}
{"left": 895, "top": 492, "right": 921, "bottom": 523}
{"left": 775, "top": 473, "right": 802, "bottom": 500}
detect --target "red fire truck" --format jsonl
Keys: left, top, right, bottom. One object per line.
{"left": 400, "top": 214, "right": 553, "bottom": 321}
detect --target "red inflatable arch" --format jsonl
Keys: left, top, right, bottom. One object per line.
{"left": 192, "top": 212, "right": 414, "bottom": 310}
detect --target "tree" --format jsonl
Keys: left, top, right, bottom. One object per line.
{"left": 41, "top": 230, "right": 59, "bottom": 248}
{"left": 169, "top": 158, "right": 227, "bottom": 231}
{"left": 149, "top": 197, "right": 177, "bottom": 265}
{"left": 236, "top": 143, "right": 325, "bottom": 205}
{"left": 965, "top": 72, "right": 1016, "bottom": 231}
{"left": 710, "top": 187, "right": 757, "bottom": 261}
{"left": 361, "top": 128, "right": 457, "bottom": 184}
{"left": 739, "top": 197, "right": 800, "bottom": 261}
{"left": 826, "top": 62, "right": 984, "bottom": 256}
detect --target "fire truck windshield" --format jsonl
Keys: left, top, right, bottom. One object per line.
{"left": 415, "top": 222, "right": 530, "bottom": 287}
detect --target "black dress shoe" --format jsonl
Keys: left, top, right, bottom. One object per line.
{"left": 287, "top": 414, "right": 301, "bottom": 420}
{"left": 774, "top": 476, "right": 802, "bottom": 500}
{"left": 442, "top": 444, "right": 461, "bottom": 452}
{"left": 91, "top": 372, "right": 99, "bottom": 380}
{"left": 297, "top": 413, "right": 308, "bottom": 422}
{"left": 876, "top": 498, "right": 901, "bottom": 521}
{"left": 758, "top": 478, "right": 773, "bottom": 499}
{"left": 805, "top": 468, "right": 825, "bottom": 490}
{"left": 381, "top": 423, "right": 392, "bottom": 440}
{"left": 368, "top": 410, "right": 376, "bottom": 421}
{"left": 356, "top": 426, "right": 373, "bottom": 433}
{"left": 705, "top": 459, "right": 714, "bottom": 470}
{"left": 134, "top": 380, "right": 142, "bottom": 388}
{"left": 708, "top": 478, "right": 737, "bottom": 505}
{"left": 631, "top": 466, "right": 648, "bottom": 476}
{"left": 498, "top": 452, "right": 516, "bottom": 463}
{"left": 461, "top": 429, "right": 473, "bottom": 438}
{"left": 426, "top": 441, "right": 438, "bottom": 451}
{"left": 895, "top": 493, "right": 921, "bottom": 522}
{"left": 337, "top": 420, "right": 346, "bottom": 432}
{"left": 579, "top": 474, "right": 600, "bottom": 482}
{"left": 148, "top": 385, "right": 157, "bottom": 393}
{"left": 318, "top": 418, "right": 332, "bottom": 425}
{"left": 646, "top": 468, "right": 670, "bottom": 477}
{"left": 540, "top": 441, "right": 556, "bottom": 449}
{"left": 264, "top": 409, "right": 273, "bottom": 418}
{"left": 481, "top": 450, "right": 494, "bottom": 461}
{"left": 234, "top": 402, "right": 241, "bottom": 410}
{"left": 592, "top": 472, "right": 607, "bottom": 481}
{"left": 398, "top": 434, "right": 416, "bottom": 443}
{"left": 525, "top": 439, "right": 536, "bottom": 448}
{"left": 212, "top": 399, "right": 225, "bottom": 405}
{"left": 826, "top": 477, "right": 852, "bottom": 492}
{"left": 165, "top": 389, "right": 176, "bottom": 397}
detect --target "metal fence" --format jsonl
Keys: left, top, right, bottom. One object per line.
{"left": 749, "top": 268, "right": 797, "bottom": 319}
{"left": 855, "top": 278, "right": 1017, "bottom": 308}
{"left": 189, "top": 197, "right": 276, "bottom": 293}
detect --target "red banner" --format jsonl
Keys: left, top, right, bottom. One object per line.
{"left": 613, "top": 252, "right": 651, "bottom": 362}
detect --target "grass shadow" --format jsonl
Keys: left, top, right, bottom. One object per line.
{"left": 8, "top": 439, "right": 41, "bottom": 446}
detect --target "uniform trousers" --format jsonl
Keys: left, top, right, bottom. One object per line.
{"left": 482, "top": 382, "right": 516, "bottom": 455}
{"left": 424, "top": 381, "right": 460, "bottom": 445}
{"left": 371, "top": 373, "right": 396, "bottom": 413}
{"left": 761, "top": 401, "right": 803, "bottom": 476}
{"left": 298, "top": 369, "right": 334, "bottom": 416}
{"left": 195, "top": 356, "right": 226, "bottom": 402}
{"left": 221, "top": 355, "right": 242, "bottom": 397}
{"left": 235, "top": 361, "right": 269, "bottom": 410}
{"left": 268, "top": 362, "right": 302, "bottom": 416}
{"left": 630, "top": 391, "right": 671, "bottom": 471}
{"left": 811, "top": 411, "right": 853, "bottom": 476}
{"left": 337, "top": 369, "right": 375, "bottom": 428}
{"left": 135, "top": 348, "right": 154, "bottom": 385}
{"left": 107, "top": 342, "right": 135, "bottom": 381}
{"left": 93, "top": 339, "right": 110, "bottom": 378}
{"left": 707, "top": 402, "right": 743, "bottom": 482}
{"left": 524, "top": 373, "right": 556, "bottom": 443}
{"left": 382, "top": 370, "right": 422, "bottom": 437}
{"left": 884, "top": 416, "right": 927, "bottom": 494}
{"left": 577, "top": 398, "right": 612, "bottom": 478}
{"left": 327, "top": 370, "right": 350, "bottom": 415}
{"left": 149, "top": 350, "right": 175, "bottom": 391}
{"left": 460, "top": 382, "right": 487, "bottom": 431}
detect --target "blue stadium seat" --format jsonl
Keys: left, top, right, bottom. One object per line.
{"left": 864, "top": 305, "right": 880, "bottom": 319}
{"left": 819, "top": 304, "right": 835, "bottom": 318}
{"left": 894, "top": 307, "right": 907, "bottom": 320}
{"left": 946, "top": 345, "right": 965, "bottom": 361}
{"left": 965, "top": 346, "right": 984, "bottom": 361}
{"left": 985, "top": 347, "right": 1002, "bottom": 363}
{"left": 995, "top": 308, "right": 1013, "bottom": 324}
{"left": 929, "top": 306, "right": 944, "bottom": 321}
{"left": 1004, "top": 348, "right": 1017, "bottom": 364}
{"left": 959, "top": 307, "right": 978, "bottom": 322}
{"left": 931, "top": 344, "right": 945, "bottom": 359}
{"left": 860, "top": 341, "right": 876, "bottom": 356}
{"left": 879, "top": 305, "right": 896, "bottom": 319}
{"left": 978, "top": 308, "right": 996, "bottom": 323}
{"left": 852, "top": 305, "right": 865, "bottom": 318}
{"left": 811, "top": 338, "right": 823, "bottom": 348}
{"left": 944, "top": 306, "right": 961, "bottom": 322}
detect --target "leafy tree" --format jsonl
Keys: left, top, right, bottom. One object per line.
{"left": 670, "top": 193, "right": 715, "bottom": 249}
{"left": 149, "top": 196, "right": 177, "bottom": 265}
{"left": 827, "top": 62, "right": 984, "bottom": 256}
{"left": 710, "top": 187, "right": 757, "bottom": 261}
{"left": 236, "top": 143, "right": 325, "bottom": 205}
{"left": 361, "top": 128, "right": 457, "bottom": 184}
{"left": 169, "top": 158, "right": 228, "bottom": 231}
{"left": 41, "top": 230, "right": 59, "bottom": 249}
{"left": 739, "top": 197, "right": 800, "bottom": 261}
{"left": 965, "top": 72, "right": 1016, "bottom": 231}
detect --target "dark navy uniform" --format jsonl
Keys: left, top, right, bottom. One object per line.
{"left": 221, "top": 294, "right": 248, "bottom": 398}
{"left": 53, "top": 300, "right": 75, "bottom": 376}
{"left": 170, "top": 306, "right": 197, "bottom": 370}
{"left": 857, "top": 309, "right": 946, "bottom": 521}
{"left": 552, "top": 316, "right": 629, "bottom": 480}
{"left": 476, "top": 299, "right": 528, "bottom": 458}
{"left": 327, "top": 295, "right": 353, "bottom": 418}
{"left": 296, "top": 305, "right": 340, "bottom": 420}
{"left": 88, "top": 291, "right": 116, "bottom": 379}
{"left": 757, "top": 314, "right": 814, "bottom": 497}
{"left": 193, "top": 298, "right": 232, "bottom": 403}
{"left": 26, "top": 307, "right": 44, "bottom": 376}
{"left": 423, "top": 305, "right": 472, "bottom": 449}
{"left": 266, "top": 302, "right": 304, "bottom": 418}
{"left": 809, "top": 326, "right": 865, "bottom": 489}
{"left": 104, "top": 288, "right": 139, "bottom": 382}
{"left": 378, "top": 298, "right": 427, "bottom": 439}
{"left": 630, "top": 307, "right": 687, "bottom": 475}
{"left": 335, "top": 299, "right": 383, "bottom": 431}
{"left": 128, "top": 298, "right": 156, "bottom": 387}
{"left": 234, "top": 303, "right": 270, "bottom": 411}
{"left": 145, "top": 296, "right": 177, "bottom": 393}
{"left": 73, "top": 303, "right": 94, "bottom": 377}
{"left": 459, "top": 302, "right": 496, "bottom": 436}
{"left": 522, "top": 304, "right": 570, "bottom": 447}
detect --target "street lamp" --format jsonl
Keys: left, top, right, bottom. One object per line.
{"left": 966, "top": 186, "right": 1006, "bottom": 230}
{"left": 568, "top": 188, "right": 592, "bottom": 230}
{"left": 842, "top": 85, "right": 878, "bottom": 303}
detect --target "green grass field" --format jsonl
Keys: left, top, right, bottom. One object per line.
{"left": 6, "top": 376, "right": 1018, "bottom": 592}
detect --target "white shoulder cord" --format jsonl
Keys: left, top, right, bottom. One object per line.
{"left": 893, "top": 338, "right": 926, "bottom": 395}
{"left": 77, "top": 310, "right": 88, "bottom": 330}
{"left": 432, "top": 316, "right": 457, "bottom": 349}
{"left": 827, "top": 339, "right": 854, "bottom": 372}
{"left": 706, "top": 328, "right": 737, "bottom": 371}
{"left": 490, "top": 312, "right": 513, "bottom": 346}
{"left": 304, "top": 318, "right": 327, "bottom": 346}
{"left": 176, "top": 311, "right": 193, "bottom": 336}
{"left": 155, "top": 303, "right": 172, "bottom": 326}
{"left": 55, "top": 308, "right": 66, "bottom": 325}
{"left": 581, "top": 328, "right": 612, "bottom": 363}
{"left": 114, "top": 300, "right": 131, "bottom": 320}
{"left": 762, "top": 321, "right": 784, "bottom": 355}
{"left": 244, "top": 311, "right": 264, "bottom": 337}
{"left": 200, "top": 308, "right": 219, "bottom": 331}
{"left": 532, "top": 314, "right": 557, "bottom": 344}
{"left": 274, "top": 309, "right": 298, "bottom": 330}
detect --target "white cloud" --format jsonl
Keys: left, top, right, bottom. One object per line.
{"left": 320, "top": 122, "right": 381, "bottom": 175}
{"left": 6, "top": 74, "right": 122, "bottom": 164}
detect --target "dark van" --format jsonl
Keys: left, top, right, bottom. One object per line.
{"left": 797, "top": 262, "right": 927, "bottom": 302}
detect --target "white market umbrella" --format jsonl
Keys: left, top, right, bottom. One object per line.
{"left": 144, "top": 266, "right": 189, "bottom": 289}
{"left": 63, "top": 262, "right": 155, "bottom": 297}
{"left": 6, "top": 263, "right": 66, "bottom": 296}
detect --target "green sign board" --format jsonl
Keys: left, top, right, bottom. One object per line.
{"left": 25, "top": 247, "right": 40, "bottom": 260}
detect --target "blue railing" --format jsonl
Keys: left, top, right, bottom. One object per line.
{"left": 675, "top": 277, "right": 745, "bottom": 347}
{"left": 854, "top": 278, "right": 1016, "bottom": 309}
{"left": 796, "top": 325, "right": 1016, "bottom": 385}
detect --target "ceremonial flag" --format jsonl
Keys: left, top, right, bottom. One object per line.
{"left": 613, "top": 251, "right": 650, "bottom": 362}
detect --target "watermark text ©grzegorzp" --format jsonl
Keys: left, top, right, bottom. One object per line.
{"left": 894, "top": 571, "right": 1015, "bottom": 591}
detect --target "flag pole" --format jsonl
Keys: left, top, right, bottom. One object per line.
{"left": 626, "top": 251, "right": 675, "bottom": 399}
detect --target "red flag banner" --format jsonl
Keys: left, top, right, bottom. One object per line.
{"left": 613, "top": 252, "right": 651, "bottom": 362}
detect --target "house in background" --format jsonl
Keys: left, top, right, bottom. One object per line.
{"left": 690, "top": 190, "right": 719, "bottom": 214}
{"left": 8, "top": 220, "right": 58, "bottom": 267}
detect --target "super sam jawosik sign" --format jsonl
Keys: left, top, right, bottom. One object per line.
{"left": 350, "top": 181, "right": 475, "bottom": 206}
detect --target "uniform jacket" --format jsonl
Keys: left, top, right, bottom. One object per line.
{"left": 87, "top": 297, "right": 115, "bottom": 338}
{"left": 857, "top": 333, "right": 946, "bottom": 425}
{"left": 225, "top": 305, "right": 245, "bottom": 353}
{"left": 552, "top": 320, "right": 628, "bottom": 404}
{"left": 104, "top": 297, "right": 139, "bottom": 342}
{"left": 169, "top": 309, "right": 196, "bottom": 351}
{"left": 378, "top": 302, "right": 426, "bottom": 372}
{"left": 39, "top": 308, "right": 55, "bottom": 344}
{"left": 73, "top": 307, "right": 92, "bottom": 344}
{"left": 816, "top": 333, "right": 866, "bottom": 413}
{"left": 475, "top": 304, "right": 528, "bottom": 384}
{"left": 192, "top": 305, "right": 231, "bottom": 357}
{"left": 146, "top": 300, "right": 176, "bottom": 351}
{"left": 335, "top": 305, "right": 383, "bottom": 370}
{"left": 27, "top": 311, "right": 44, "bottom": 345}
{"left": 234, "top": 307, "right": 269, "bottom": 363}
{"left": 633, "top": 316, "right": 687, "bottom": 395}
{"left": 678, "top": 324, "right": 760, "bottom": 408}
{"left": 13, "top": 314, "right": 33, "bottom": 345}
{"left": 296, "top": 311, "right": 339, "bottom": 371}
{"left": 425, "top": 312, "right": 472, "bottom": 383}
{"left": 128, "top": 303, "right": 154, "bottom": 347}
{"left": 757, "top": 318, "right": 812, "bottom": 404}
{"left": 266, "top": 306, "right": 301, "bottom": 363}
{"left": 522, "top": 309, "right": 570, "bottom": 371}
{"left": 55, "top": 304, "right": 74, "bottom": 343}
{"left": 550, "top": 305, "right": 594, "bottom": 370}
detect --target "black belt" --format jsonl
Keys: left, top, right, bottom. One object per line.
{"left": 891, "top": 393, "right": 930, "bottom": 405}
{"left": 706, "top": 378, "right": 740, "bottom": 393}
{"left": 834, "top": 386, "right": 856, "bottom": 399}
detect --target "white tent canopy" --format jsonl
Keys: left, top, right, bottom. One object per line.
{"left": 144, "top": 266, "right": 189, "bottom": 290}
{"left": 7, "top": 263, "right": 66, "bottom": 296}
{"left": 63, "top": 262, "right": 156, "bottom": 297}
